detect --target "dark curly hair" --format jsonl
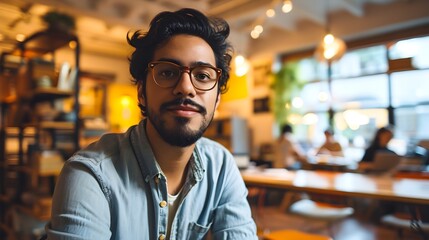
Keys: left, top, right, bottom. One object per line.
{"left": 127, "top": 8, "right": 233, "bottom": 116}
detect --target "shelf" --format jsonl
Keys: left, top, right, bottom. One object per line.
{"left": 1, "top": 28, "right": 80, "bottom": 229}
{"left": 21, "top": 88, "right": 74, "bottom": 102}
{"left": 15, "top": 199, "right": 52, "bottom": 221}
{"left": 38, "top": 121, "right": 74, "bottom": 130}
{"left": 12, "top": 30, "right": 78, "bottom": 58}
{"left": 18, "top": 165, "right": 62, "bottom": 177}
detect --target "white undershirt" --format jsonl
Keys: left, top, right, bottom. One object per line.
{"left": 166, "top": 188, "right": 183, "bottom": 239}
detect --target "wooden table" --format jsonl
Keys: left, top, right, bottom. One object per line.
{"left": 241, "top": 168, "right": 429, "bottom": 205}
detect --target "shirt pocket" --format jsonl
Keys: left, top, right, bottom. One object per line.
{"left": 187, "top": 221, "right": 212, "bottom": 239}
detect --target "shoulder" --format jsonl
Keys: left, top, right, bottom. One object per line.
{"left": 196, "top": 137, "right": 237, "bottom": 171}
{"left": 66, "top": 131, "right": 132, "bottom": 174}
{"left": 196, "top": 137, "right": 233, "bottom": 158}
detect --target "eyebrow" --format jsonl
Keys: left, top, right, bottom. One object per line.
{"left": 156, "top": 58, "right": 215, "bottom": 68}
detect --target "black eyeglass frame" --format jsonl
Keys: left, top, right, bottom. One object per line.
{"left": 147, "top": 61, "right": 222, "bottom": 91}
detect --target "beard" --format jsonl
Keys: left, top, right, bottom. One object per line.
{"left": 146, "top": 98, "right": 214, "bottom": 147}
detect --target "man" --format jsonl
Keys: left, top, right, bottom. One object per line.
{"left": 274, "top": 124, "right": 306, "bottom": 170}
{"left": 316, "top": 129, "right": 343, "bottom": 157}
{"left": 45, "top": 8, "right": 257, "bottom": 240}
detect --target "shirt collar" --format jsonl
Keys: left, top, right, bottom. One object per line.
{"left": 129, "top": 120, "right": 205, "bottom": 183}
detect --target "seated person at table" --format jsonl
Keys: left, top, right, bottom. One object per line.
{"left": 316, "top": 129, "right": 343, "bottom": 157}
{"left": 274, "top": 124, "right": 307, "bottom": 170}
{"left": 359, "top": 126, "right": 397, "bottom": 171}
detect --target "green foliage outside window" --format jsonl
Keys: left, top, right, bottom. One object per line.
{"left": 271, "top": 62, "right": 304, "bottom": 128}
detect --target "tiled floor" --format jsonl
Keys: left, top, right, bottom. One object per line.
{"left": 253, "top": 206, "right": 426, "bottom": 240}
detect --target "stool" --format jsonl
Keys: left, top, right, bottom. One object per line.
{"left": 289, "top": 199, "right": 354, "bottom": 236}
{"left": 263, "top": 229, "right": 332, "bottom": 240}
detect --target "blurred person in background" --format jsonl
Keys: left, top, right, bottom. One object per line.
{"left": 359, "top": 126, "right": 396, "bottom": 170}
{"left": 274, "top": 124, "right": 307, "bottom": 170}
{"left": 316, "top": 128, "right": 344, "bottom": 157}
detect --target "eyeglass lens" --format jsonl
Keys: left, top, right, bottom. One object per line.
{"left": 151, "top": 62, "right": 219, "bottom": 90}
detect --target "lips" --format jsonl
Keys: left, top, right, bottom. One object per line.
{"left": 167, "top": 104, "right": 200, "bottom": 113}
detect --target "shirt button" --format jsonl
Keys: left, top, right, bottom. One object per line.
{"left": 159, "top": 234, "right": 166, "bottom": 240}
{"left": 159, "top": 200, "right": 167, "bottom": 208}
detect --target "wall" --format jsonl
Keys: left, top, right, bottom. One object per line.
{"left": 217, "top": 57, "right": 277, "bottom": 158}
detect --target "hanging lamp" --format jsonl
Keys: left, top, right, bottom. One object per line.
{"left": 314, "top": 0, "right": 346, "bottom": 62}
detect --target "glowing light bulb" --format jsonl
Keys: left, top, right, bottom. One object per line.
{"left": 266, "top": 9, "right": 275, "bottom": 17}
{"left": 254, "top": 25, "right": 264, "bottom": 34}
{"left": 282, "top": 0, "right": 293, "bottom": 13}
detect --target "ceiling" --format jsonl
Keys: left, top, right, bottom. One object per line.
{"left": 0, "top": 0, "right": 429, "bottom": 60}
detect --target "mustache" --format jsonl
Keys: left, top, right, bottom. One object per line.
{"left": 160, "top": 98, "right": 207, "bottom": 115}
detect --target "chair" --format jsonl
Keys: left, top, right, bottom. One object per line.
{"left": 381, "top": 214, "right": 429, "bottom": 239}
{"left": 289, "top": 198, "right": 354, "bottom": 237}
{"left": 263, "top": 229, "right": 332, "bottom": 240}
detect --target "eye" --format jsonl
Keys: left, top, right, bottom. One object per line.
{"left": 192, "top": 67, "right": 216, "bottom": 82}
{"left": 155, "top": 64, "right": 180, "bottom": 80}
{"left": 159, "top": 70, "right": 176, "bottom": 79}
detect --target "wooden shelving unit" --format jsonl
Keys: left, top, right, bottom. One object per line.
{"left": 0, "top": 29, "right": 80, "bottom": 238}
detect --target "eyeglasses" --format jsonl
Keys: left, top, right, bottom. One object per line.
{"left": 148, "top": 61, "right": 222, "bottom": 91}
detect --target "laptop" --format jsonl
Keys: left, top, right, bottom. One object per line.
{"left": 368, "top": 151, "right": 402, "bottom": 173}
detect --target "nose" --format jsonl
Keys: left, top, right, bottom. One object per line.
{"left": 172, "top": 70, "right": 196, "bottom": 97}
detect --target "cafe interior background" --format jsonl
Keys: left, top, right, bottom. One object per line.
{"left": 0, "top": 0, "right": 429, "bottom": 239}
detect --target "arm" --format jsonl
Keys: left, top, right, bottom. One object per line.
{"left": 290, "top": 140, "right": 307, "bottom": 162}
{"left": 45, "top": 161, "right": 112, "bottom": 240}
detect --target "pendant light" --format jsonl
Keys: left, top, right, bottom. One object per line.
{"left": 314, "top": 0, "right": 346, "bottom": 62}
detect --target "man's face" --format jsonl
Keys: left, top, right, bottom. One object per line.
{"left": 140, "top": 34, "right": 220, "bottom": 147}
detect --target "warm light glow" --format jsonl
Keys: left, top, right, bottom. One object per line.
{"left": 250, "top": 30, "right": 260, "bottom": 39}
{"left": 315, "top": 33, "right": 347, "bottom": 62}
{"left": 251, "top": 24, "right": 264, "bottom": 39}
{"left": 69, "top": 40, "right": 77, "bottom": 49}
{"left": 282, "top": 0, "right": 293, "bottom": 13}
{"left": 343, "top": 110, "right": 370, "bottom": 130}
{"left": 291, "top": 97, "right": 303, "bottom": 108}
{"left": 235, "top": 55, "right": 245, "bottom": 65}
{"left": 284, "top": 102, "right": 291, "bottom": 109}
{"left": 323, "top": 33, "right": 335, "bottom": 44}
{"left": 120, "top": 95, "right": 132, "bottom": 107}
{"left": 254, "top": 25, "right": 264, "bottom": 34}
{"left": 303, "top": 113, "right": 319, "bottom": 125}
{"left": 0, "top": 33, "right": 4, "bottom": 41}
{"left": 287, "top": 113, "right": 302, "bottom": 125}
{"left": 266, "top": 9, "right": 275, "bottom": 18}
{"left": 234, "top": 55, "right": 250, "bottom": 77}
{"left": 16, "top": 34, "right": 25, "bottom": 42}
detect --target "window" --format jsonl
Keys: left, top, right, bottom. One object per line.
{"left": 331, "top": 74, "right": 389, "bottom": 110}
{"left": 391, "top": 70, "right": 429, "bottom": 107}
{"left": 280, "top": 35, "right": 429, "bottom": 154}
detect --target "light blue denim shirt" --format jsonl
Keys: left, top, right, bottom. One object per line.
{"left": 45, "top": 120, "right": 257, "bottom": 239}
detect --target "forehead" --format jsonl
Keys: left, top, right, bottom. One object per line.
{"left": 153, "top": 34, "right": 216, "bottom": 66}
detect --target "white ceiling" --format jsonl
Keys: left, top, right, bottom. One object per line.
{"left": 0, "top": 0, "right": 429, "bottom": 60}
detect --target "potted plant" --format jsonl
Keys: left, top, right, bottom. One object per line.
{"left": 41, "top": 11, "right": 76, "bottom": 33}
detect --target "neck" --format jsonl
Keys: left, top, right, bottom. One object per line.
{"left": 145, "top": 120, "right": 195, "bottom": 194}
